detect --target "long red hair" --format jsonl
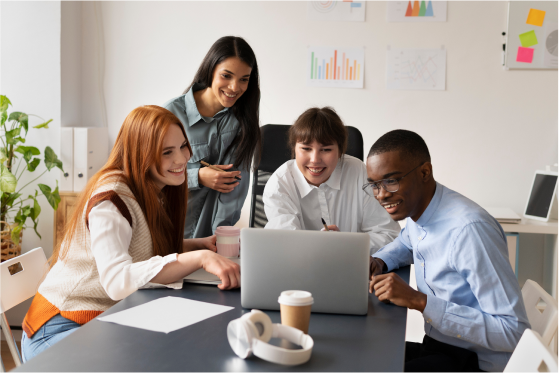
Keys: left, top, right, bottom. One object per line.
{"left": 50, "top": 105, "right": 192, "bottom": 268}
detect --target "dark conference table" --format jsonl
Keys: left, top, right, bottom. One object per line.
{"left": 16, "top": 266, "right": 410, "bottom": 372}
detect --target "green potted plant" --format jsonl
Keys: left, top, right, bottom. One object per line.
{"left": 0, "top": 95, "right": 63, "bottom": 261}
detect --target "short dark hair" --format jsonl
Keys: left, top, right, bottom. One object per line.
{"left": 368, "top": 130, "right": 431, "bottom": 163}
{"left": 288, "top": 107, "right": 348, "bottom": 158}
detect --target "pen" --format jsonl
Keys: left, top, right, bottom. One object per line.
{"left": 200, "top": 161, "right": 241, "bottom": 181}
{"left": 321, "top": 218, "right": 329, "bottom": 231}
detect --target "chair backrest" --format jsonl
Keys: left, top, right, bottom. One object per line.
{"left": 249, "top": 124, "right": 365, "bottom": 228}
{"left": 504, "top": 329, "right": 558, "bottom": 372}
{"left": 346, "top": 126, "right": 364, "bottom": 161}
{"left": 0, "top": 247, "right": 47, "bottom": 313}
{"left": 521, "top": 279, "right": 558, "bottom": 346}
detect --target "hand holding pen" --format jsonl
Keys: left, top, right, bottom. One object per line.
{"left": 198, "top": 161, "right": 241, "bottom": 193}
{"left": 321, "top": 218, "right": 340, "bottom": 232}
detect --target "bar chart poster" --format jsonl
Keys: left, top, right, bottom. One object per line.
{"left": 307, "top": 46, "right": 364, "bottom": 89}
{"left": 387, "top": 1, "right": 447, "bottom": 22}
{"left": 386, "top": 48, "right": 446, "bottom": 90}
{"left": 308, "top": 1, "right": 365, "bottom": 22}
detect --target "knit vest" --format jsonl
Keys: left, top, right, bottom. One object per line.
{"left": 23, "top": 174, "right": 153, "bottom": 338}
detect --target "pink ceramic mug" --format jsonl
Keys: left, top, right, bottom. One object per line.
{"left": 215, "top": 226, "right": 240, "bottom": 258}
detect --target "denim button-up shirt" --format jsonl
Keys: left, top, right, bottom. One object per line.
{"left": 374, "top": 182, "right": 530, "bottom": 372}
{"left": 164, "top": 84, "right": 249, "bottom": 239}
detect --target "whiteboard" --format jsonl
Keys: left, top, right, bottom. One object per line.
{"left": 505, "top": 1, "right": 558, "bottom": 70}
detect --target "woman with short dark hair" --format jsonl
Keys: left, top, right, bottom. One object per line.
{"left": 164, "top": 36, "right": 261, "bottom": 239}
{"left": 263, "top": 107, "right": 400, "bottom": 254}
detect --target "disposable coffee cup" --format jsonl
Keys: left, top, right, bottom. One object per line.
{"left": 215, "top": 226, "right": 240, "bottom": 258}
{"left": 278, "top": 290, "right": 314, "bottom": 334}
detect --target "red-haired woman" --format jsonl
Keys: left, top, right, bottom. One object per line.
{"left": 21, "top": 106, "right": 240, "bottom": 362}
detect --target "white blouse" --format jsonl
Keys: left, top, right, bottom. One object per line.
{"left": 263, "top": 155, "right": 401, "bottom": 254}
{"left": 88, "top": 201, "right": 182, "bottom": 301}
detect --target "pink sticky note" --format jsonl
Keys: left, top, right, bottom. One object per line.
{"left": 516, "top": 47, "right": 534, "bottom": 63}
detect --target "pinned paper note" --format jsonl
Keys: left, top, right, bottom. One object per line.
{"left": 98, "top": 296, "right": 234, "bottom": 333}
{"left": 519, "top": 30, "right": 538, "bottom": 47}
{"left": 526, "top": 9, "right": 546, "bottom": 27}
{"left": 516, "top": 47, "right": 534, "bottom": 63}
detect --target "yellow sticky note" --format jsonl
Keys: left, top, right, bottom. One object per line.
{"left": 526, "top": 8, "right": 545, "bottom": 27}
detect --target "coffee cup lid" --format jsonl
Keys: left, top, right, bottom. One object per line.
{"left": 278, "top": 290, "right": 314, "bottom": 306}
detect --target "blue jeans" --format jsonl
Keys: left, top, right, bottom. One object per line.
{"left": 21, "top": 314, "right": 80, "bottom": 362}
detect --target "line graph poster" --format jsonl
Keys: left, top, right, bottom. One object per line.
{"left": 387, "top": 1, "right": 447, "bottom": 22}
{"left": 308, "top": 1, "right": 366, "bottom": 22}
{"left": 308, "top": 46, "right": 364, "bottom": 89}
{"left": 386, "top": 48, "right": 446, "bottom": 90}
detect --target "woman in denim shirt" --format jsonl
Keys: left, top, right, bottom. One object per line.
{"left": 164, "top": 36, "right": 261, "bottom": 238}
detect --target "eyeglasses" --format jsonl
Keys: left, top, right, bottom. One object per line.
{"left": 362, "top": 163, "right": 425, "bottom": 197}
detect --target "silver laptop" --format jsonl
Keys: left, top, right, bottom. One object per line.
{"left": 241, "top": 228, "right": 370, "bottom": 315}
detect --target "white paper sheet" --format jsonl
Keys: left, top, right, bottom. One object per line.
{"left": 386, "top": 48, "right": 446, "bottom": 90}
{"left": 308, "top": 1, "right": 366, "bottom": 22}
{"left": 386, "top": 1, "right": 447, "bottom": 22}
{"left": 98, "top": 296, "right": 234, "bottom": 333}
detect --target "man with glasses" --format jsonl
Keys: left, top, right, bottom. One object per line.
{"left": 364, "top": 130, "right": 529, "bottom": 372}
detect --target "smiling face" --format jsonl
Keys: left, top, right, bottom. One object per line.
{"left": 295, "top": 140, "right": 339, "bottom": 187}
{"left": 149, "top": 123, "right": 191, "bottom": 190}
{"left": 366, "top": 150, "right": 433, "bottom": 222}
{"left": 210, "top": 57, "right": 252, "bottom": 109}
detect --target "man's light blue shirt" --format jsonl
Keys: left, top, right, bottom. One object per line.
{"left": 373, "top": 182, "right": 530, "bottom": 372}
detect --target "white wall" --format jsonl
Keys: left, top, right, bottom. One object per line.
{"left": 1, "top": 0, "right": 61, "bottom": 331}
{"left": 94, "top": 1, "right": 557, "bottom": 227}
{"left": 1, "top": 1, "right": 61, "bottom": 258}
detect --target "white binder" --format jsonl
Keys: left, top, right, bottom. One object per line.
{"left": 59, "top": 127, "right": 74, "bottom": 191}
{"left": 73, "top": 127, "right": 109, "bottom": 192}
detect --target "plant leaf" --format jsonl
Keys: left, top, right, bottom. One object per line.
{"left": 0, "top": 95, "right": 11, "bottom": 112}
{"left": 15, "top": 146, "right": 40, "bottom": 156}
{"left": 8, "top": 112, "right": 29, "bottom": 134}
{"left": 3, "top": 192, "right": 21, "bottom": 207}
{"left": 44, "top": 146, "right": 64, "bottom": 172}
{"left": 33, "top": 219, "right": 41, "bottom": 239}
{"left": 27, "top": 158, "right": 40, "bottom": 172}
{"left": 0, "top": 148, "right": 7, "bottom": 164}
{"left": 15, "top": 145, "right": 40, "bottom": 164}
{"left": 6, "top": 127, "right": 21, "bottom": 145}
{"left": 0, "top": 164, "right": 17, "bottom": 193}
{"left": 38, "top": 181, "right": 61, "bottom": 210}
{"left": 21, "top": 205, "right": 32, "bottom": 217}
{"left": 1, "top": 111, "right": 6, "bottom": 127}
{"left": 33, "top": 119, "right": 52, "bottom": 129}
{"left": 11, "top": 223, "right": 22, "bottom": 245}
{"left": 32, "top": 196, "right": 41, "bottom": 220}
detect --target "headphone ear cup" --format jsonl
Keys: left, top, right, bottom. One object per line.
{"left": 245, "top": 310, "right": 273, "bottom": 342}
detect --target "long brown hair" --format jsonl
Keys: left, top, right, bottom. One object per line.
{"left": 184, "top": 36, "right": 261, "bottom": 171}
{"left": 49, "top": 105, "right": 192, "bottom": 268}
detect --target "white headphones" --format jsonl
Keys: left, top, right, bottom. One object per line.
{"left": 227, "top": 310, "right": 314, "bottom": 366}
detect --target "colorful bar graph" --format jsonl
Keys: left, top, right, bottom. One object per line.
{"left": 310, "top": 50, "right": 362, "bottom": 81}
{"left": 308, "top": 46, "right": 364, "bottom": 89}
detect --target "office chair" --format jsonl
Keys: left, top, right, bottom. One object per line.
{"left": 521, "top": 279, "right": 558, "bottom": 348}
{"left": 504, "top": 329, "right": 558, "bottom": 372}
{"left": 1, "top": 247, "right": 48, "bottom": 370}
{"left": 249, "top": 124, "right": 364, "bottom": 228}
